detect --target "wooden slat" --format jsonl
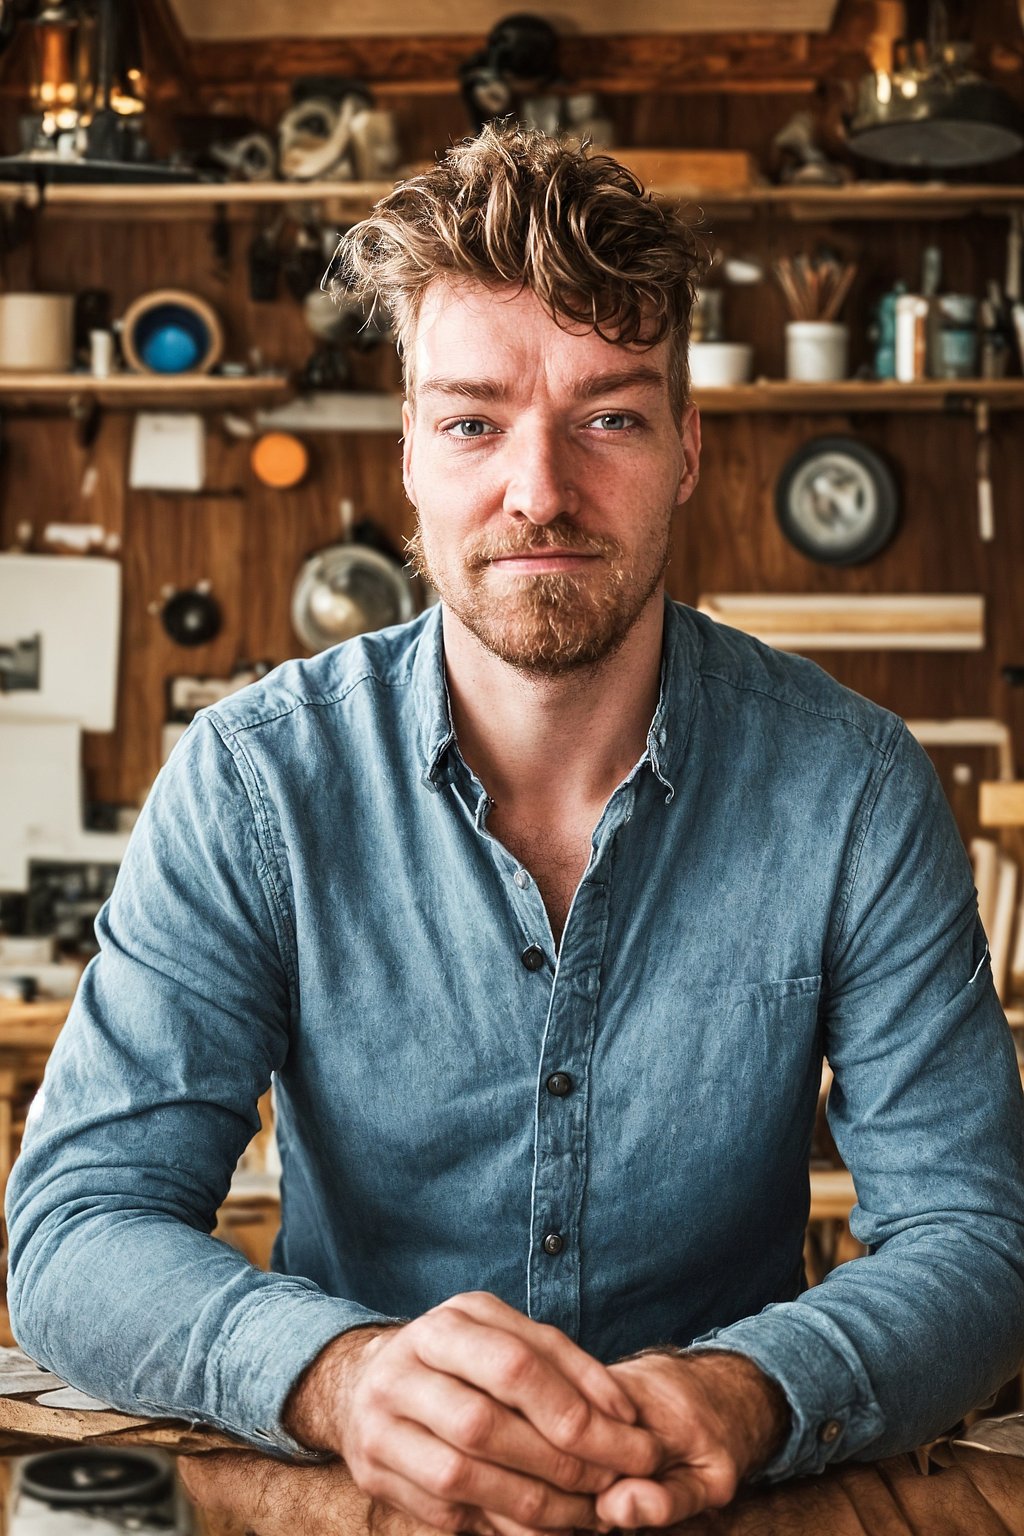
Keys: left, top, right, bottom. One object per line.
{"left": 809, "top": 1168, "right": 857, "bottom": 1221}
{"left": 0, "top": 374, "right": 290, "bottom": 411}
{"left": 980, "top": 782, "right": 1024, "bottom": 828}
{"left": 698, "top": 595, "right": 986, "bottom": 651}
{"left": 0, "top": 1001, "right": 69, "bottom": 1051}
{"left": 167, "top": 0, "right": 840, "bottom": 40}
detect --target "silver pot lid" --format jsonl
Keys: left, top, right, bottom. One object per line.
{"left": 291, "top": 542, "right": 416, "bottom": 652}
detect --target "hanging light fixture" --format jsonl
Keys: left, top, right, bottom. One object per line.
{"left": 847, "top": 0, "right": 1024, "bottom": 170}
{"left": 30, "top": 3, "right": 81, "bottom": 138}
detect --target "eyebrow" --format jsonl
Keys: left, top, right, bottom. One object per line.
{"left": 417, "top": 366, "right": 667, "bottom": 402}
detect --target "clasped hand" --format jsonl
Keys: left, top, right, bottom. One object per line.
{"left": 289, "top": 1291, "right": 786, "bottom": 1536}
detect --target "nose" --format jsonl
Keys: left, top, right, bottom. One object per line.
{"left": 501, "top": 424, "right": 578, "bottom": 525}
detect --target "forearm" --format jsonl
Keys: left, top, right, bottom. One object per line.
{"left": 690, "top": 1222, "right": 1024, "bottom": 1478}
{"left": 180, "top": 1451, "right": 373, "bottom": 1536}
{"left": 6, "top": 1181, "right": 397, "bottom": 1455}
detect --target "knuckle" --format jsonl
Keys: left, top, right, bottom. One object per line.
{"left": 513, "top": 1480, "right": 554, "bottom": 1527}
{"left": 703, "top": 1460, "right": 740, "bottom": 1508}
{"left": 424, "top": 1497, "right": 468, "bottom": 1530}
{"left": 430, "top": 1447, "right": 472, "bottom": 1499}
{"left": 549, "top": 1451, "right": 586, "bottom": 1491}
{"left": 547, "top": 1396, "right": 592, "bottom": 1448}
{"left": 494, "top": 1340, "right": 536, "bottom": 1392}
{"left": 453, "top": 1396, "right": 497, "bottom": 1449}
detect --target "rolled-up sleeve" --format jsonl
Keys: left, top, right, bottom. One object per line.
{"left": 689, "top": 719, "right": 1024, "bottom": 1478}
{"left": 5, "top": 714, "right": 400, "bottom": 1456}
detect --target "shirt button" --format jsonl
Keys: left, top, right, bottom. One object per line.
{"left": 513, "top": 869, "right": 531, "bottom": 889}
{"left": 520, "top": 945, "right": 545, "bottom": 971}
{"left": 542, "top": 1232, "right": 564, "bottom": 1256}
{"left": 818, "top": 1419, "right": 843, "bottom": 1445}
{"left": 546, "top": 1072, "right": 573, "bottom": 1097}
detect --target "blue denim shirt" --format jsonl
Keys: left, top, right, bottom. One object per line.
{"left": 7, "top": 598, "right": 1024, "bottom": 1480}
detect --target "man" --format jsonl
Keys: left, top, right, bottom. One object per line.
{"left": 7, "top": 124, "right": 1024, "bottom": 1536}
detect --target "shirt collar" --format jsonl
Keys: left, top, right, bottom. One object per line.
{"left": 412, "top": 594, "right": 703, "bottom": 799}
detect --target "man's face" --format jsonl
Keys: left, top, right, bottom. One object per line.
{"left": 402, "top": 280, "right": 701, "bottom": 675}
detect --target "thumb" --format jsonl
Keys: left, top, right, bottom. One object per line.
{"left": 595, "top": 1470, "right": 707, "bottom": 1528}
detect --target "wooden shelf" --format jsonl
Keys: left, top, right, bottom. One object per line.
{"left": 0, "top": 372, "right": 292, "bottom": 410}
{"left": 4, "top": 377, "right": 1018, "bottom": 417}
{"left": 694, "top": 381, "right": 1024, "bottom": 413}
{"left": 0, "top": 178, "right": 398, "bottom": 221}
{"left": 683, "top": 183, "right": 1024, "bottom": 222}
{"left": 3, "top": 178, "right": 1024, "bottom": 223}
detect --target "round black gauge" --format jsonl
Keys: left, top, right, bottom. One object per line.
{"left": 775, "top": 436, "right": 899, "bottom": 567}
{"left": 161, "top": 588, "right": 222, "bottom": 647}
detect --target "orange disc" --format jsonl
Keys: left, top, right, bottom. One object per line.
{"left": 251, "top": 432, "right": 309, "bottom": 489}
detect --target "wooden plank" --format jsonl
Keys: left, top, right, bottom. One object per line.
{"left": 167, "top": 0, "right": 840, "bottom": 39}
{"left": 808, "top": 1168, "right": 856, "bottom": 1221}
{"left": 618, "top": 150, "right": 757, "bottom": 192}
{"left": 0, "top": 1397, "right": 243, "bottom": 1454}
{"left": 0, "top": 374, "right": 290, "bottom": 412}
{"left": 698, "top": 595, "right": 986, "bottom": 651}
{"left": 908, "top": 722, "right": 1014, "bottom": 782}
{"left": 980, "top": 782, "right": 1024, "bottom": 827}
{"left": 694, "top": 381, "right": 1024, "bottom": 413}
{"left": 0, "top": 1001, "right": 69, "bottom": 1051}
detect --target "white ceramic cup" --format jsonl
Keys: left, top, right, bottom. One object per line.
{"left": 785, "top": 321, "right": 849, "bottom": 383}
{"left": 90, "top": 329, "right": 114, "bottom": 379}
{"left": 688, "top": 341, "right": 753, "bottom": 388}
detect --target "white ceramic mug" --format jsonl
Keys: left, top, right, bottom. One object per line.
{"left": 689, "top": 341, "right": 753, "bottom": 388}
{"left": 785, "top": 321, "right": 849, "bottom": 383}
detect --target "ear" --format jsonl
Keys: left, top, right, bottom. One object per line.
{"left": 674, "top": 403, "right": 701, "bottom": 508}
{"left": 401, "top": 399, "right": 416, "bottom": 507}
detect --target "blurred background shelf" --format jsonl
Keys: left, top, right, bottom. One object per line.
{"left": 0, "top": 372, "right": 291, "bottom": 409}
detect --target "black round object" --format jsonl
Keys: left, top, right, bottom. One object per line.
{"left": 520, "top": 944, "right": 545, "bottom": 972}
{"left": 849, "top": 78, "right": 1024, "bottom": 170}
{"left": 487, "top": 14, "right": 560, "bottom": 83}
{"left": 161, "top": 587, "right": 222, "bottom": 647}
{"left": 775, "top": 436, "right": 899, "bottom": 567}
{"left": 546, "top": 1072, "right": 573, "bottom": 1097}
{"left": 542, "top": 1232, "right": 564, "bottom": 1256}
{"left": 20, "top": 1449, "right": 172, "bottom": 1507}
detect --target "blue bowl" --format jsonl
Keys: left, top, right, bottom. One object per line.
{"left": 134, "top": 303, "right": 211, "bottom": 373}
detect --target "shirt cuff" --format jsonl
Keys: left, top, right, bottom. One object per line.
{"left": 687, "top": 1301, "right": 886, "bottom": 1479}
{"left": 155, "top": 1281, "right": 405, "bottom": 1460}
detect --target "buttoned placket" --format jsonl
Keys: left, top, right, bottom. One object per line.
{"left": 451, "top": 749, "right": 656, "bottom": 1340}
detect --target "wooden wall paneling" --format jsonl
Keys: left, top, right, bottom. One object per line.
{"left": 115, "top": 491, "right": 246, "bottom": 804}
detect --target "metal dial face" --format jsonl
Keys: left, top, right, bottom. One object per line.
{"left": 776, "top": 438, "right": 899, "bottom": 567}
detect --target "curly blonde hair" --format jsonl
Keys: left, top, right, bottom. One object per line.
{"left": 333, "top": 121, "right": 705, "bottom": 415}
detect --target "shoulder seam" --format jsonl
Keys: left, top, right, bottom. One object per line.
{"left": 199, "top": 714, "right": 300, "bottom": 1008}
{"left": 210, "top": 666, "right": 416, "bottom": 739}
{"left": 700, "top": 666, "right": 894, "bottom": 755}
{"left": 825, "top": 714, "right": 906, "bottom": 972}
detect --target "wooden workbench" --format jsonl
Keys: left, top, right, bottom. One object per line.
{"left": 0, "top": 1385, "right": 1021, "bottom": 1536}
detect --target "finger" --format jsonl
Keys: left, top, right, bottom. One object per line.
{"left": 596, "top": 1471, "right": 706, "bottom": 1528}
{"left": 396, "top": 1364, "right": 617, "bottom": 1495}
{"left": 488, "top": 1518, "right": 578, "bottom": 1536}
{"left": 366, "top": 1418, "right": 601, "bottom": 1531}
{"left": 414, "top": 1310, "right": 660, "bottom": 1478}
{"left": 442, "top": 1294, "right": 638, "bottom": 1425}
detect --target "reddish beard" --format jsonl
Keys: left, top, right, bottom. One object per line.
{"left": 406, "top": 517, "right": 670, "bottom": 675}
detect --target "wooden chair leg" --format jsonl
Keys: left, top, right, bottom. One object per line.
{"left": 0, "top": 1458, "right": 13, "bottom": 1536}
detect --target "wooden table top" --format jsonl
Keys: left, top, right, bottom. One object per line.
{"left": 0, "top": 1389, "right": 1021, "bottom": 1536}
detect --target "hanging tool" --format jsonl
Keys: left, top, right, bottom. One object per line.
{"left": 975, "top": 400, "right": 994, "bottom": 543}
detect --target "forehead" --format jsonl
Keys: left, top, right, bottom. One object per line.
{"left": 407, "top": 278, "right": 671, "bottom": 392}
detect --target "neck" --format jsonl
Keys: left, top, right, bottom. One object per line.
{"left": 441, "top": 593, "right": 665, "bottom": 815}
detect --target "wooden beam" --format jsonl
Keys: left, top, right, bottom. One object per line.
{"left": 181, "top": 24, "right": 873, "bottom": 93}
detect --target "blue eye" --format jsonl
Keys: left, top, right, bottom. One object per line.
{"left": 590, "top": 413, "right": 634, "bottom": 431}
{"left": 446, "top": 419, "right": 495, "bottom": 438}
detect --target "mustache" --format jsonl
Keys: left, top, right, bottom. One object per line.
{"left": 466, "top": 524, "right": 618, "bottom": 570}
